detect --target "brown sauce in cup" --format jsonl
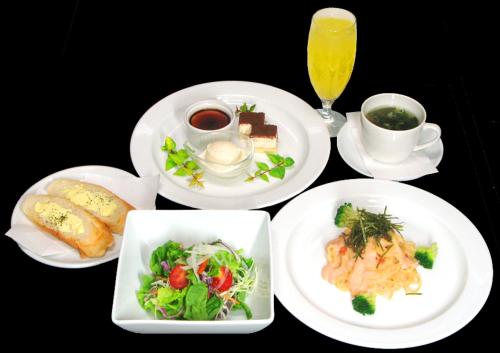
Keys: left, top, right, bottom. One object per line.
{"left": 189, "top": 109, "right": 230, "bottom": 130}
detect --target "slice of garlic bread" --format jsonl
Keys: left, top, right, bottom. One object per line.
{"left": 22, "top": 194, "right": 113, "bottom": 258}
{"left": 47, "top": 179, "right": 135, "bottom": 235}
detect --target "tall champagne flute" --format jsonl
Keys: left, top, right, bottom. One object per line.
{"left": 307, "top": 8, "right": 357, "bottom": 137}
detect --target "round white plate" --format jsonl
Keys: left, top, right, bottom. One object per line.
{"left": 10, "top": 166, "right": 137, "bottom": 269}
{"left": 130, "top": 81, "right": 331, "bottom": 209}
{"left": 271, "top": 179, "right": 492, "bottom": 348}
{"left": 337, "top": 121, "right": 444, "bottom": 181}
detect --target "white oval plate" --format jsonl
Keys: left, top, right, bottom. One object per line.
{"left": 10, "top": 166, "right": 138, "bottom": 268}
{"left": 271, "top": 179, "right": 492, "bottom": 348}
{"left": 130, "top": 81, "right": 330, "bottom": 209}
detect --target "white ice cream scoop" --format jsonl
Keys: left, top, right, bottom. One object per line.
{"left": 205, "top": 141, "right": 243, "bottom": 165}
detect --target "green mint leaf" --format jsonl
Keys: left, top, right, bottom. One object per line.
{"left": 165, "top": 157, "right": 177, "bottom": 171}
{"left": 164, "top": 137, "right": 176, "bottom": 152}
{"left": 245, "top": 176, "right": 255, "bottom": 182}
{"left": 161, "top": 145, "right": 169, "bottom": 151}
{"left": 185, "top": 160, "right": 199, "bottom": 170}
{"left": 174, "top": 168, "right": 188, "bottom": 176}
{"left": 177, "top": 149, "right": 189, "bottom": 163}
{"left": 267, "top": 153, "right": 284, "bottom": 165}
{"left": 169, "top": 153, "right": 183, "bottom": 166}
{"left": 240, "top": 102, "right": 248, "bottom": 112}
{"left": 269, "top": 166, "right": 286, "bottom": 179}
{"left": 249, "top": 104, "right": 256, "bottom": 112}
{"left": 259, "top": 173, "right": 270, "bottom": 182}
{"left": 284, "top": 157, "right": 295, "bottom": 167}
{"left": 169, "top": 153, "right": 184, "bottom": 166}
{"left": 256, "top": 162, "right": 269, "bottom": 171}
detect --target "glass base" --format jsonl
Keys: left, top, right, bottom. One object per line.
{"left": 316, "top": 109, "right": 347, "bottom": 137}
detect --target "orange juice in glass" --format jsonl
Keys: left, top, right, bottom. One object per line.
{"left": 307, "top": 8, "right": 356, "bottom": 137}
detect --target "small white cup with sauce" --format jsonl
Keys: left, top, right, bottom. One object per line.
{"left": 360, "top": 93, "right": 441, "bottom": 164}
{"left": 185, "top": 100, "right": 235, "bottom": 146}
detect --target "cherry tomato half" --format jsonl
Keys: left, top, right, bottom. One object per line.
{"left": 169, "top": 264, "right": 188, "bottom": 289}
{"left": 211, "top": 266, "right": 233, "bottom": 292}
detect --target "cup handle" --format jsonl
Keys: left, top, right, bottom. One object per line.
{"left": 413, "top": 123, "right": 441, "bottom": 151}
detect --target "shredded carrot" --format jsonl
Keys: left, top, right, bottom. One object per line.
{"left": 223, "top": 295, "right": 239, "bottom": 304}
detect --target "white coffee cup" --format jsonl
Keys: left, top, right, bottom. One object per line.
{"left": 360, "top": 93, "right": 441, "bottom": 164}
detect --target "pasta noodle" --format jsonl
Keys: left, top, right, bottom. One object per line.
{"left": 322, "top": 230, "right": 421, "bottom": 298}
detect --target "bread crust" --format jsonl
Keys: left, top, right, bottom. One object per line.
{"left": 22, "top": 195, "right": 114, "bottom": 258}
{"left": 46, "top": 179, "right": 135, "bottom": 235}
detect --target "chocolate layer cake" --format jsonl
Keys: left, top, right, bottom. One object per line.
{"left": 238, "top": 112, "right": 265, "bottom": 135}
{"left": 250, "top": 124, "right": 278, "bottom": 153}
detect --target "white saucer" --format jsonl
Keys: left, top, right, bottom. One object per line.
{"left": 337, "top": 122, "right": 444, "bottom": 181}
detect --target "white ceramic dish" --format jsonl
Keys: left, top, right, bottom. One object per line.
{"left": 130, "top": 81, "right": 331, "bottom": 209}
{"left": 184, "top": 99, "right": 235, "bottom": 143}
{"left": 337, "top": 121, "right": 443, "bottom": 181}
{"left": 271, "top": 179, "right": 492, "bottom": 348}
{"left": 9, "top": 166, "right": 141, "bottom": 268}
{"left": 112, "top": 210, "right": 274, "bottom": 333}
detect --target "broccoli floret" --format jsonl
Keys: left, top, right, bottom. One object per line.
{"left": 335, "top": 202, "right": 359, "bottom": 227}
{"left": 352, "top": 294, "right": 376, "bottom": 315}
{"left": 415, "top": 243, "right": 438, "bottom": 269}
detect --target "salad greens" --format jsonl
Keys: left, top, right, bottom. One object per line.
{"left": 137, "top": 239, "right": 257, "bottom": 320}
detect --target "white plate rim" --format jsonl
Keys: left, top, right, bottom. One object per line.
{"left": 10, "top": 165, "right": 138, "bottom": 269}
{"left": 271, "top": 178, "right": 493, "bottom": 348}
{"left": 337, "top": 122, "right": 444, "bottom": 181}
{"left": 129, "top": 80, "right": 331, "bottom": 210}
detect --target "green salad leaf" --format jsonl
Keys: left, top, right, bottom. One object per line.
{"left": 138, "top": 240, "right": 257, "bottom": 321}
{"left": 157, "top": 286, "right": 186, "bottom": 316}
{"left": 207, "top": 258, "right": 221, "bottom": 276}
{"left": 206, "top": 296, "right": 223, "bottom": 320}
{"left": 241, "top": 255, "right": 254, "bottom": 269}
{"left": 184, "top": 283, "right": 209, "bottom": 320}
{"left": 213, "top": 250, "right": 240, "bottom": 275}
{"left": 186, "top": 269, "right": 201, "bottom": 284}
{"left": 150, "top": 241, "right": 185, "bottom": 276}
{"left": 137, "top": 274, "right": 154, "bottom": 308}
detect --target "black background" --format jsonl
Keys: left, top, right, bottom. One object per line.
{"left": 3, "top": 0, "right": 498, "bottom": 350}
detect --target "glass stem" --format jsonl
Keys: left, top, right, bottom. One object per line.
{"left": 320, "top": 99, "right": 335, "bottom": 120}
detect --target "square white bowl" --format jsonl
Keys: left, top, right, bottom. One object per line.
{"left": 111, "top": 210, "right": 274, "bottom": 333}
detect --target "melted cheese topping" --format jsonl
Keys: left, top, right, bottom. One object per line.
{"left": 63, "top": 185, "right": 117, "bottom": 217}
{"left": 34, "top": 201, "right": 85, "bottom": 234}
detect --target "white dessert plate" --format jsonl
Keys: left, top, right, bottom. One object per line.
{"left": 130, "top": 81, "right": 331, "bottom": 209}
{"left": 271, "top": 179, "right": 493, "bottom": 348}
